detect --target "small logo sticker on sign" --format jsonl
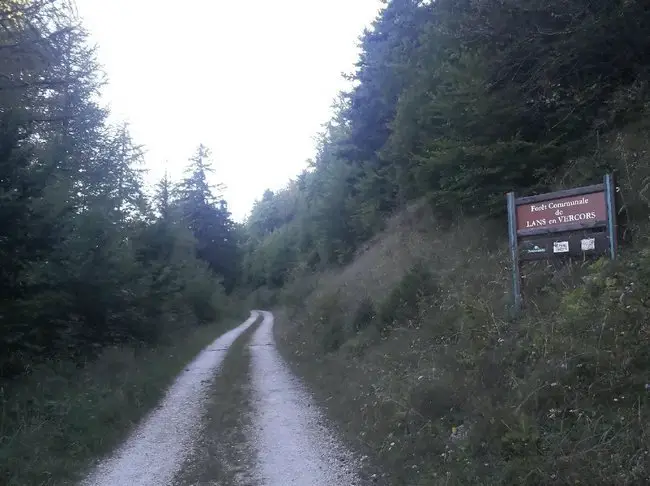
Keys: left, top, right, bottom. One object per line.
{"left": 525, "top": 244, "right": 546, "bottom": 254}
{"left": 581, "top": 238, "right": 596, "bottom": 251}
{"left": 553, "top": 241, "right": 569, "bottom": 253}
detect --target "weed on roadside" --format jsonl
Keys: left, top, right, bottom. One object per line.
{"left": 274, "top": 201, "right": 650, "bottom": 485}
{"left": 0, "top": 321, "right": 239, "bottom": 486}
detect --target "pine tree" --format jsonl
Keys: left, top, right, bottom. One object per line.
{"left": 0, "top": 3, "right": 234, "bottom": 376}
{"left": 177, "top": 145, "right": 238, "bottom": 292}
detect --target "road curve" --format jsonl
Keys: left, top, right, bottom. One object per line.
{"left": 81, "top": 312, "right": 259, "bottom": 486}
{"left": 249, "top": 310, "right": 362, "bottom": 485}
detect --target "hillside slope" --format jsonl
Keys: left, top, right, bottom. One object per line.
{"left": 272, "top": 182, "right": 650, "bottom": 485}
{"left": 240, "top": 1, "right": 650, "bottom": 483}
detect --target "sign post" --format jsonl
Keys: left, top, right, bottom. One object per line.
{"left": 506, "top": 191, "right": 522, "bottom": 312}
{"left": 507, "top": 175, "right": 618, "bottom": 312}
{"left": 604, "top": 174, "right": 618, "bottom": 260}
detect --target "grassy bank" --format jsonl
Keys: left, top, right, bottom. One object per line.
{"left": 0, "top": 318, "right": 242, "bottom": 486}
{"left": 274, "top": 183, "right": 650, "bottom": 484}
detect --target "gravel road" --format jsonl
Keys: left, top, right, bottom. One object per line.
{"left": 81, "top": 310, "right": 365, "bottom": 486}
{"left": 249, "top": 310, "right": 363, "bottom": 486}
{"left": 81, "top": 312, "right": 258, "bottom": 486}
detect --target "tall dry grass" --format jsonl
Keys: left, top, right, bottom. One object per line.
{"left": 274, "top": 123, "right": 650, "bottom": 485}
{"left": 0, "top": 320, "right": 239, "bottom": 485}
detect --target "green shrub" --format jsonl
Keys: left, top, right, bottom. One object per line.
{"left": 352, "top": 297, "right": 376, "bottom": 333}
{"left": 378, "top": 262, "right": 438, "bottom": 333}
{"left": 322, "top": 321, "right": 345, "bottom": 353}
{"left": 313, "top": 292, "right": 346, "bottom": 353}
{"left": 0, "top": 321, "right": 234, "bottom": 485}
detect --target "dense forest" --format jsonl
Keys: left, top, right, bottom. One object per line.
{"left": 0, "top": 0, "right": 650, "bottom": 375}
{"left": 241, "top": 1, "right": 650, "bottom": 484}
{"left": 4, "top": 0, "right": 648, "bottom": 374}
{"left": 0, "top": 0, "right": 239, "bottom": 379}
{"left": 242, "top": 0, "right": 650, "bottom": 289}
{"left": 3, "top": 0, "right": 650, "bottom": 484}
{"left": 2, "top": 0, "right": 649, "bottom": 391}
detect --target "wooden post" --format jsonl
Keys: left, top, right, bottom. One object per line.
{"left": 604, "top": 173, "right": 617, "bottom": 260}
{"left": 506, "top": 192, "right": 521, "bottom": 312}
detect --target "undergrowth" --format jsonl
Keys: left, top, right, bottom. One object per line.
{"left": 273, "top": 128, "right": 650, "bottom": 485}
{"left": 276, "top": 219, "right": 650, "bottom": 485}
{"left": 0, "top": 320, "right": 238, "bottom": 485}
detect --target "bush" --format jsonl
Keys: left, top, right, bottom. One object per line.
{"left": 0, "top": 321, "right": 234, "bottom": 485}
{"left": 378, "top": 262, "right": 438, "bottom": 333}
{"left": 274, "top": 200, "right": 650, "bottom": 485}
{"left": 352, "top": 297, "right": 376, "bottom": 333}
{"left": 312, "top": 292, "right": 346, "bottom": 353}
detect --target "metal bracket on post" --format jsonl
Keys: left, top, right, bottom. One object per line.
{"left": 507, "top": 192, "right": 522, "bottom": 313}
{"left": 604, "top": 173, "right": 618, "bottom": 260}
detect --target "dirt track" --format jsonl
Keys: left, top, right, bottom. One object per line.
{"left": 81, "top": 310, "right": 365, "bottom": 486}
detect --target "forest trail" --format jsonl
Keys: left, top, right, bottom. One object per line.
{"left": 247, "top": 311, "right": 363, "bottom": 485}
{"left": 81, "top": 311, "right": 366, "bottom": 486}
{"left": 80, "top": 313, "right": 258, "bottom": 486}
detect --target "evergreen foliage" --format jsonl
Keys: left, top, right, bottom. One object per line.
{"left": 0, "top": 0, "right": 238, "bottom": 378}
{"left": 242, "top": 0, "right": 650, "bottom": 288}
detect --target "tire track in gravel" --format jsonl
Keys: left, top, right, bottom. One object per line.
{"left": 249, "top": 310, "right": 369, "bottom": 486}
{"left": 81, "top": 312, "right": 259, "bottom": 486}
{"left": 173, "top": 312, "right": 262, "bottom": 486}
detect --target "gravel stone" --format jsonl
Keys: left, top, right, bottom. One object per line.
{"left": 248, "top": 310, "right": 362, "bottom": 486}
{"left": 81, "top": 312, "right": 259, "bottom": 486}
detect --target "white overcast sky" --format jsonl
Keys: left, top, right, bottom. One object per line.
{"left": 74, "top": 0, "right": 382, "bottom": 221}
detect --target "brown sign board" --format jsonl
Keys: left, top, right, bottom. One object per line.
{"left": 515, "top": 185, "right": 607, "bottom": 236}
{"left": 506, "top": 176, "right": 617, "bottom": 312}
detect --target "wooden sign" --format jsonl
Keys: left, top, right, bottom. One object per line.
{"left": 506, "top": 175, "right": 618, "bottom": 311}
{"left": 516, "top": 188, "right": 607, "bottom": 235}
